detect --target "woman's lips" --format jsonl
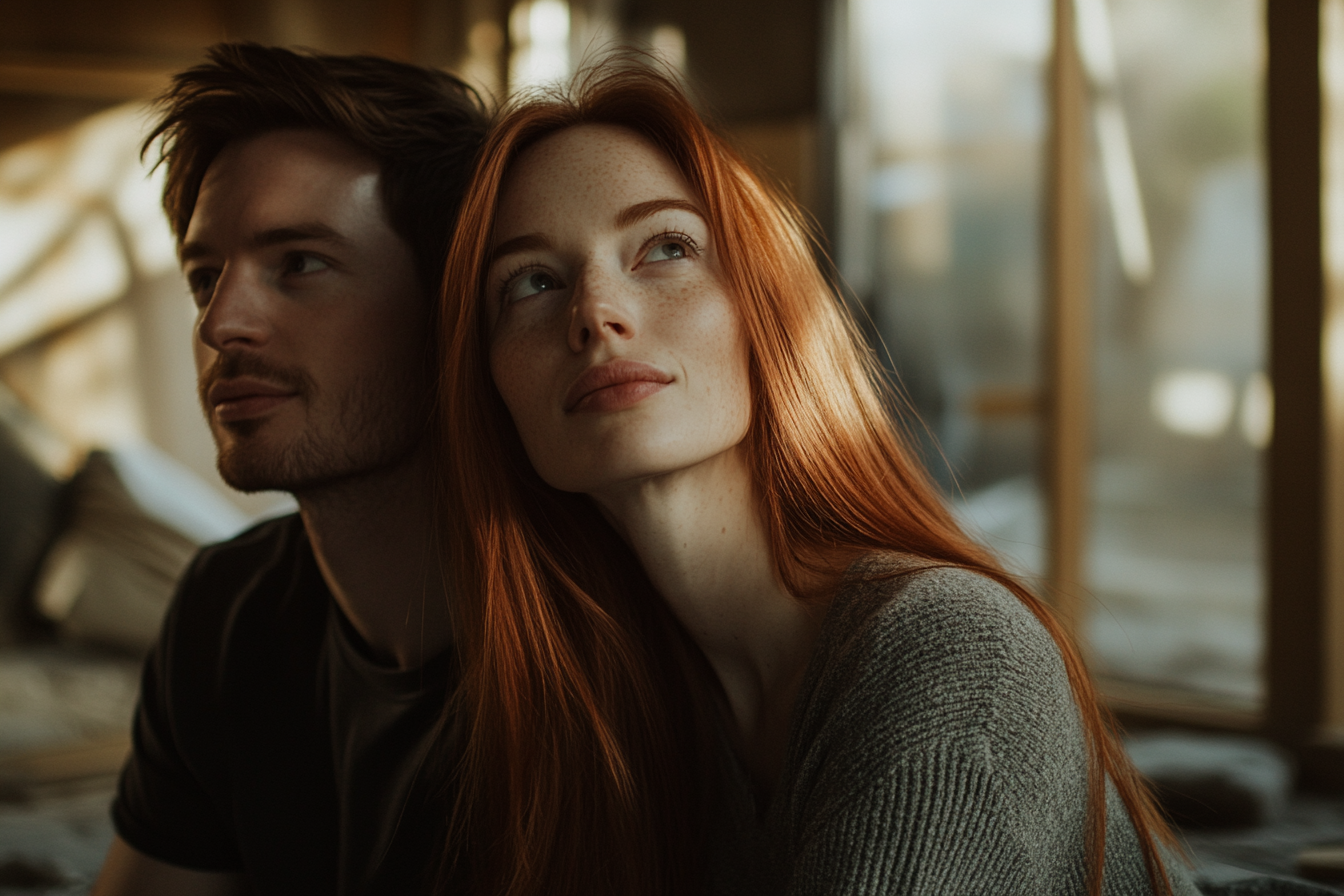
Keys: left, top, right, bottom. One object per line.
{"left": 565, "top": 360, "right": 673, "bottom": 413}
{"left": 207, "top": 377, "right": 299, "bottom": 423}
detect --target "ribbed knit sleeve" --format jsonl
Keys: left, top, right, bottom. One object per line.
{"left": 714, "top": 557, "right": 1201, "bottom": 896}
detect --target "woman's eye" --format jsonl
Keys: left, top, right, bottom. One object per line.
{"left": 648, "top": 241, "right": 687, "bottom": 262}
{"left": 643, "top": 233, "right": 699, "bottom": 265}
{"left": 503, "top": 269, "right": 563, "bottom": 303}
{"left": 282, "top": 252, "right": 330, "bottom": 276}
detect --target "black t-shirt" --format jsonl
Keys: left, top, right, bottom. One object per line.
{"left": 112, "top": 514, "right": 456, "bottom": 895}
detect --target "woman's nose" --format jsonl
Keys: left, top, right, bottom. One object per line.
{"left": 566, "top": 267, "right": 636, "bottom": 352}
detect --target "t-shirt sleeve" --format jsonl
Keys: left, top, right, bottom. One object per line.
{"left": 110, "top": 553, "right": 243, "bottom": 872}
{"left": 779, "top": 565, "right": 1186, "bottom": 896}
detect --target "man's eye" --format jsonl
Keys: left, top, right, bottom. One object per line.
{"left": 187, "top": 269, "right": 218, "bottom": 305}
{"left": 503, "top": 269, "right": 563, "bottom": 303}
{"left": 283, "top": 253, "right": 331, "bottom": 275}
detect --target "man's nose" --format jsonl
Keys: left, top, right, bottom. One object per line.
{"left": 196, "top": 265, "right": 272, "bottom": 352}
{"left": 566, "top": 266, "right": 637, "bottom": 353}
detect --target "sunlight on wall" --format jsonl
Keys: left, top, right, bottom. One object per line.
{"left": 0, "top": 103, "right": 175, "bottom": 357}
{"left": 509, "top": 0, "right": 571, "bottom": 91}
{"left": 0, "top": 103, "right": 177, "bottom": 467}
{"left": 648, "top": 24, "right": 686, "bottom": 75}
{"left": 462, "top": 19, "right": 507, "bottom": 102}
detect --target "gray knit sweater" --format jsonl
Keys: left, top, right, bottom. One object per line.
{"left": 706, "top": 555, "right": 1200, "bottom": 895}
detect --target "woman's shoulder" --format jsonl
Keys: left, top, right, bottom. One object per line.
{"left": 793, "top": 553, "right": 1075, "bottom": 761}
{"left": 827, "top": 553, "right": 1058, "bottom": 672}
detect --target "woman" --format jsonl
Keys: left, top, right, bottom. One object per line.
{"left": 436, "top": 61, "right": 1196, "bottom": 896}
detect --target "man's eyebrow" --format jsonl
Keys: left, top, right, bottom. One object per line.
{"left": 178, "top": 223, "right": 351, "bottom": 264}
{"left": 615, "top": 198, "right": 704, "bottom": 229}
{"left": 488, "top": 233, "right": 551, "bottom": 265}
{"left": 253, "top": 223, "right": 352, "bottom": 249}
{"left": 178, "top": 240, "right": 213, "bottom": 264}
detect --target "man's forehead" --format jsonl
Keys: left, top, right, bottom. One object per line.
{"left": 211, "top": 127, "right": 378, "bottom": 179}
{"left": 183, "top": 129, "right": 384, "bottom": 250}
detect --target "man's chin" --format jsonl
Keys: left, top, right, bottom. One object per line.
{"left": 214, "top": 440, "right": 416, "bottom": 496}
{"left": 215, "top": 442, "right": 329, "bottom": 495}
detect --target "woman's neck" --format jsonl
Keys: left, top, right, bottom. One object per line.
{"left": 591, "top": 446, "right": 822, "bottom": 793}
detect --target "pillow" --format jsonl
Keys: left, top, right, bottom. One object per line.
{"left": 31, "top": 444, "right": 254, "bottom": 654}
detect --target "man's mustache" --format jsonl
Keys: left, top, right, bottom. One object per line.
{"left": 198, "top": 352, "right": 315, "bottom": 410}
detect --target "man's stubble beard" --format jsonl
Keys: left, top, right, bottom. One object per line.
{"left": 202, "top": 352, "right": 429, "bottom": 496}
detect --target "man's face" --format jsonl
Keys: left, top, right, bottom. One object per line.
{"left": 182, "top": 128, "right": 430, "bottom": 494}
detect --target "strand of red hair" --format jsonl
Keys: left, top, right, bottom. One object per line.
{"left": 435, "top": 55, "right": 1180, "bottom": 896}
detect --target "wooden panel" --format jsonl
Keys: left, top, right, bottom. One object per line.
{"left": 1042, "top": 0, "right": 1092, "bottom": 639}
{"left": 622, "top": 0, "right": 821, "bottom": 122}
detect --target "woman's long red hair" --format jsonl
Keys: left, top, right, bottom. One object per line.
{"left": 436, "top": 58, "right": 1179, "bottom": 895}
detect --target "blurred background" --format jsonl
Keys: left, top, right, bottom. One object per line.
{"left": 0, "top": 0, "right": 1342, "bottom": 890}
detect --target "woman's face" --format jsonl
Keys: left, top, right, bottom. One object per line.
{"left": 487, "top": 124, "right": 752, "bottom": 495}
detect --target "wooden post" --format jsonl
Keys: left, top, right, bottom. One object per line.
{"left": 1043, "top": 0, "right": 1092, "bottom": 639}
{"left": 1315, "top": 0, "right": 1344, "bottom": 772}
{"left": 1265, "top": 0, "right": 1327, "bottom": 747}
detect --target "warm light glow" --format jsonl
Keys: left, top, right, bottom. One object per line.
{"left": 509, "top": 0, "right": 571, "bottom": 92}
{"left": 463, "top": 20, "right": 506, "bottom": 101}
{"left": 1239, "top": 371, "right": 1272, "bottom": 449}
{"left": 114, "top": 159, "right": 176, "bottom": 277}
{"left": 1151, "top": 369, "right": 1235, "bottom": 438}
{"left": 649, "top": 25, "right": 686, "bottom": 74}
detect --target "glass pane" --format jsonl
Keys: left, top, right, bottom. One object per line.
{"left": 1084, "top": 0, "right": 1265, "bottom": 707}
{"left": 836, "top": 0, "right": 1052, "bottom": 577}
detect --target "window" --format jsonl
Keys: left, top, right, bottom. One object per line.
{"left": 833, "top": 0, "right": 1344, "bottom": 757}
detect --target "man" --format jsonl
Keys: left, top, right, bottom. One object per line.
{"left": 92, "top": 43, "right": 487, "bottom": 895}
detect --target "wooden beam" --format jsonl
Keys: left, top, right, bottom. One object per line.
{"left": 1043, "top": 0, "right": 1092, "bottom": 639}
{"left": 1265, "top": 0, "right": 1327, "bottom": 746}
{"left": 0, "top": 56, "right": 175, "bottom": 101}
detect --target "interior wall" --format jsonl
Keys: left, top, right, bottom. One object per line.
{"left": 621, "top": 0, "right": 828, "bottom": 226}
{"left": 0, "top": 0, "right": 829, "bottom": 519}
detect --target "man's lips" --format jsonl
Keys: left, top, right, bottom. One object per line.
{"left": 206, "top": 377, "right": 299, "bottom": 423}
{"left": 564, "top": 360, "right": 673, "bottom": 412}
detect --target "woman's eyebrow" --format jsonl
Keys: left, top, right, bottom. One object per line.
{"left": 488, "top": 233, "right": 550, "bottom": 264}
{"left": 615, "top": 198, "right": 704, "bottom": 229}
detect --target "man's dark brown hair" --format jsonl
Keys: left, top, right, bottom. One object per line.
{"left": 144, "top": 42, "right": 489, "bottom": 291}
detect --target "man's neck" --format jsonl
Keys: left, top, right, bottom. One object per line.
{"left": 295, "top": 444, "right": 450, "bottom": 671}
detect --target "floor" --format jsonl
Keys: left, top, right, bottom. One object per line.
{"left": 0, "top": 644, "right": 136, "bottom": 895}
